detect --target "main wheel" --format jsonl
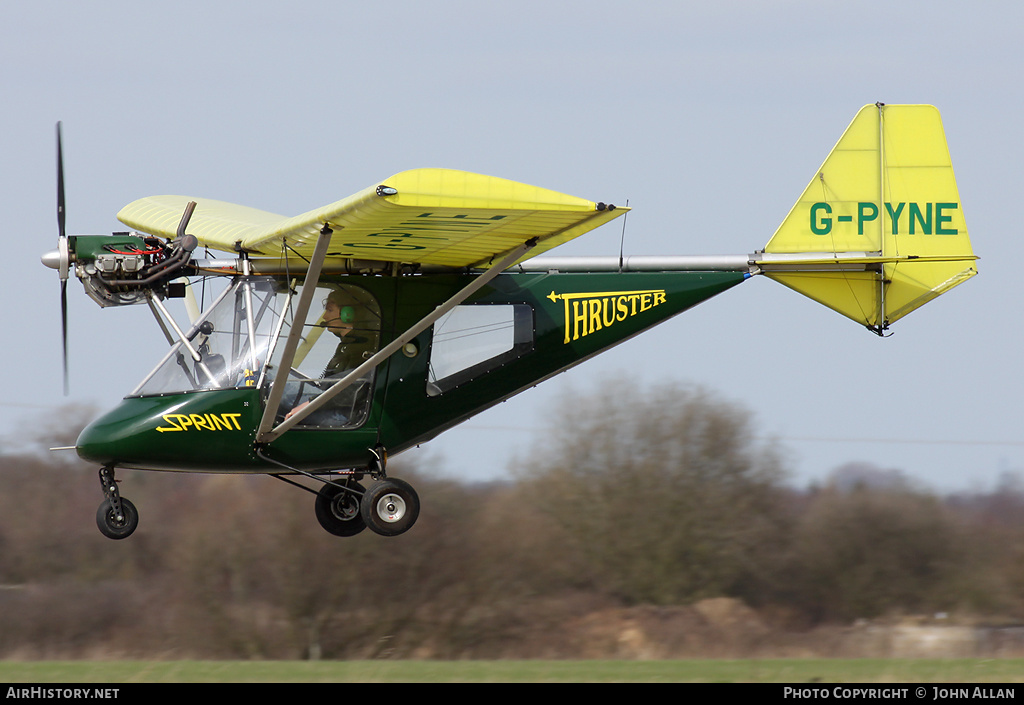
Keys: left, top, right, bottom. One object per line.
{"left": 96, "top": 497, "right": 139, "bottom": 540}
{"left": 361, "top": 478, "right": 420, "bottom": 537}
{"left": 315, "top": 481, "right": 367, "bottom": 537}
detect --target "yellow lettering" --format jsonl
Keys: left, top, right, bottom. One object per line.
{"left": 588, "top": 299, "right": 603, "bottom": 334}
{"left": 560, "top": 295, "right": 569, "bottom": 343}
{"left": 571, "top": 300, "right": 587, "bottom": 341}
{"left": 602, "top": 298, "right": 616, "bottom": 328}
{"left": 155, "top": 414, "right": 185, "bottom": 433}
{"left": 190, "top": 414, "right": 212, "bottom": 431}
{"left": 616, "top": 296, "right": 629, "bottom": 322}
{"left": 556, "top": 289, "right": 669, "bottom": 345}
{"left": 154, "top": 411, "right": 244, "bottom": 432}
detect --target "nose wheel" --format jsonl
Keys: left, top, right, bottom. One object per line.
{"left": 96, "top": 467, "right": 138, "bottom": 540}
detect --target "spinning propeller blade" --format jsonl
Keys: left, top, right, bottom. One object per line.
{"left": 61, "top": 279, "right": 68, "bottom": 395}
{"left": 56, "top": 122, "right": 69, "bottom": 395}
{"left": 57, "top": 122, "right": 65, "bottom": 240}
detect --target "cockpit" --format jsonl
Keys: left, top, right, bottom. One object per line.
{"left": 131, "top": 277, "right": 381, "bottom": 429}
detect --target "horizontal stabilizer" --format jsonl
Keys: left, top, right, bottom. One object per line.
{"left": 755, "top": 104, "right": 976, "bottom": 333}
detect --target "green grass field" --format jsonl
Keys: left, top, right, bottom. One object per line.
{"left": 1, "top": 659, "right": 1023, "bottom": 683}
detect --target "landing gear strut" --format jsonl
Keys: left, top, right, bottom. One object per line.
{"left": 96, "top": 466, "right": 139, "bottom": 540}
{"left": 356, "top": 446, "right": 419, "bottom": 537}
{"left": 266, "top": 444, "right": 422, "bottom": 538}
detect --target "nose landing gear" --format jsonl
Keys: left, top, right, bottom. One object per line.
{"left": 96, "top": 466, "right": 138, "bottom": 540}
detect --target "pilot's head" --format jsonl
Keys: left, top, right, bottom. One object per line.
{"left": 323, "top": 290, "right": 356, "bottom": 338}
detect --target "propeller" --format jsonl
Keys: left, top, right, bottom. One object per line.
{"left": 42, "top": 123, "right": 197, "bottom": 395}
{"left": 57, "top": 122, "right": 69, "bottom": 395}
{"left": 42, "top": 122, "right": 71, "bottom": 394}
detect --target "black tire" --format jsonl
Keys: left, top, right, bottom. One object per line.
{"left": 96, "top": 497, "right": 139, "bottom": 540}
{"left": 361, "top": 478, "right": 420, "bottom": 537}
{"left": 315, "top": 481, "right": 367, "bottom": 537}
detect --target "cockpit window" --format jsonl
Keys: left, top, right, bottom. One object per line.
{"left": 133, "top": 277, "right": 285, "bottom": 396}
{"left": 274, "top": 283, "right": 382, "bottom": 428}
{"left": 131, "top": 278, "right": 381, "bottom": 430}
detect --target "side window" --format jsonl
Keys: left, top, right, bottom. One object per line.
{"left": 427, "top": 304, "right": 533, "bottom": 396}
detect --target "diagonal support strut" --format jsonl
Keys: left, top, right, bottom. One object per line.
{"left": 255, "top": 225, "right": 336, "bottom": 441}
{"left": 257, "top": 237, "right": 538, "bottom": 444}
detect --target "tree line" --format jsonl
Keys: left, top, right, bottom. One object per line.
{"left": 1, "top": 385, "right": 1022, "bottom": 659}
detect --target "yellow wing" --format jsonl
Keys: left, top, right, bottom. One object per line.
{"left": 117, "top": 169, "right": 627, "bottom": 268}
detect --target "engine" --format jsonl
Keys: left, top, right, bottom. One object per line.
{"left": 68, "top": 233, "right": 197, "bottom": 307}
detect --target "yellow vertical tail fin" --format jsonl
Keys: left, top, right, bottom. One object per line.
{"left": 755, "top": 104, "right": 977, "bottom": 334}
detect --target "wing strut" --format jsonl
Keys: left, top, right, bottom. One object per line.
{"left": 256, "top": 237, "right": 540, "bottom": 444}
{"left": 256, "top": 226, "right": 336, "bottom": 442}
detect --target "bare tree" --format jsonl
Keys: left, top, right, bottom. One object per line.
{"left": 521, "top": 378, "right": 789, "bottom": 605}
{"left": 784, "top": 485, "right": 968, "bottom": 621}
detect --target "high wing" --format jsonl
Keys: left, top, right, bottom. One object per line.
{"left": 117, "top": 168, "right": 627, "bottom": 268}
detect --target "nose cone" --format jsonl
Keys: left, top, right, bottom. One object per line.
{"left": 75, "top": 391, "right": 262, "bottom": 472}
{"left": 41, "top": 249, "right": 62, "bottom": 270}
{"left": 41, "top": 237, "right": 70, "bottom": 279}
{"left": 75, "top": 399, "right": 158, "bottom": 467}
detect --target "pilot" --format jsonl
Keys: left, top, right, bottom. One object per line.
{"left": 321, "top": 289, "right": 378, "bottom": 377}
{"left": 284, "top": 288, "right": 379, "bottom": 425}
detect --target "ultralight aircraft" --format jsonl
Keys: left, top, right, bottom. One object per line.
{"left": 41, "top": 103, "right": 977, "bottom": 539}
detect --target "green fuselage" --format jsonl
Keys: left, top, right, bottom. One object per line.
{"left": 75, "top": 268, "right": 746, "bottom": 474}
